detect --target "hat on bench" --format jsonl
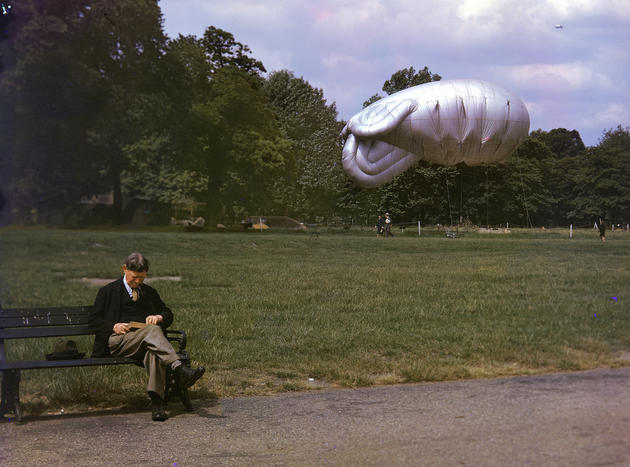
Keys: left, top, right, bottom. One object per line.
{"left": 45, "top": 339, "right": 85, "bottom": 360}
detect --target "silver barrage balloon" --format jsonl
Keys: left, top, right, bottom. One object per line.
{"left": 341, "top": 79, "right": 530, "bottom": 188}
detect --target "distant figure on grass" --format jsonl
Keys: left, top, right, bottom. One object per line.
{"left": 598, "top": 218, "right": 606, "bottom": 242}
{"left": 89, "top": 252, "right": 205, "bottom": 421}
{"left": 384, "top": 213, "right": 394, "bottom": 237}
{"left": 375, "top": 214, "right": 384, "bottom": 237}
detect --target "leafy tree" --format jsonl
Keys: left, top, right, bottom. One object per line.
{"left": 1, "top": 0, "right": 108, "bottom": 223}
{"left": 530, "top": 128, "right": 585, "bottom": 158}
{"left": 0, "top": 1, "right": 14, "bottom": 72}
{"left": 202, "top": 26, "right": 265, "bottom": 77}
{"left": 382, "top": 66, "right": 442, "bottom": 95}
{"left": 490, "top": 139, "right": 553, "bottom": 227}
{"left": 197, "top": 67, "right": 286, "bottom": 222}
{"left": 0, "top": 0, "right": 15, "bottom": 223}
{"left": 363, "top": 65, "right": 443, "bottom": 108}
{"left": 120, "top": 136, "right": 208, "bottom": 205}
{"left": 223, "top": 129, "right": 293, "bottom": 219}
{"left": 337, "top": 162, "right": 452, "bottom": 226}
{"left": 529, "top": 129, "right": 586, "bottom": 225}
{"left": 569, "top": 126, "right": 630, "bottom": 225}
{"left": 167, "top": 31, "right": 291, "bottom": 224}
{"left": 114, "top": 32, "right": 214, "bottom": 213}
{"left": 264, "top": 70, "right": 345, "bottom": 220}
{"left": 78, "top": 0, "right": 170, "bottom": 223}
{"left": 0, "top": 0, "right": 170, "bottom": 224}
{"left": 362, "top": 93, "right": 382, "bottom": 109}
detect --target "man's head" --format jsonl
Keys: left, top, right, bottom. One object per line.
{"left": 123, "top": 252, "right": 149, "bottom": 288}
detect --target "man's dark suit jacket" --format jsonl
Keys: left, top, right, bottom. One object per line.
{"left": 89, "top": 278, "right": 174, "bottom": 357}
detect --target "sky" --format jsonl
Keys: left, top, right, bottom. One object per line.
{"left": 159, "top": 0, "right": 630, "bottom": 147}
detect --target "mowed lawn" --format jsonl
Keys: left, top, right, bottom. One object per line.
{"left": 1, "top": 227, "right": 629, "bottom": 412}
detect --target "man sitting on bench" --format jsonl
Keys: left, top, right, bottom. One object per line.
{"left": 89, "top": 252, "right": 205, "bottom": 421}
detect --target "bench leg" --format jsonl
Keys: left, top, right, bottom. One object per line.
{"left": 164, "top": 351, "right": 193, "bottom": 411}
{"left": 1, "top": 369, "right": 23, "bottom": 422}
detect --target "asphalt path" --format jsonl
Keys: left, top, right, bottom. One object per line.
{"left": 1, "top": 367, "right": 629, "bottom": 466}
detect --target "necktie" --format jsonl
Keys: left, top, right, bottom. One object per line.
{"left": 132, "top": 288, "right": 139, "bottom": 302}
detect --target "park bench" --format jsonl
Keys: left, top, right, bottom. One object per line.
{"left": 445, "top": 228, "right": 458, "bottom": 238}
{"left": 0, "top": 305, "right": 193, "bottom": 422}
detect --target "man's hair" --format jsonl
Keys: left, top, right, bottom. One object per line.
{"left": 124, "top": 252, "right": 149, "bottom": 272}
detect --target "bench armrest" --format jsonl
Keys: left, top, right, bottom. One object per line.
{"left": 165, "top": 329, "right": 187, "bottom": 351}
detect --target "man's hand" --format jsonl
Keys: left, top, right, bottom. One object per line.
{"left": 146, "top": 315, "right": 164, "bottom": 325}
{"left": 113, "top": 322, "right": 131, "bottom": 334}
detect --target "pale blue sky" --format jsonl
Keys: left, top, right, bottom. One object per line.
{"left": 159, "top": 0, "right": 630, "bottom": 147}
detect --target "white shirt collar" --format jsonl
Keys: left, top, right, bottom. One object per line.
{"left": 122, "top": 276, "right": 134, "bottom": 298}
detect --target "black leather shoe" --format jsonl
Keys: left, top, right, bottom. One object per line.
{"left": 149, "top": 391, "right": 168, "bottom": 421}
{"left": 176, "top": 365, "right": 205, "bottom": 388}
{"left": 152, "top": 405, "right": 167, "bottom": 422}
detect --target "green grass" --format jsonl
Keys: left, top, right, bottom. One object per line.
{"left": 1, "top": 227, "right": 629, "bottom": 414}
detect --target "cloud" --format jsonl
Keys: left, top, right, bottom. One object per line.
{"left": 589, "top": 103, "right": 630, "bottom": 129}
{"left": 456, "top": 0, "right": 505, "bottom": 20}
{"left": 496, "top": 62, "right": 614, "bottom": 93}
{"left": 159, "top": 0, "right": 630, "bottom": 145}
{"left": 184, "top": 0, "right": 294, "bottom": 26}
{"left": 321, "top": 53, "right": 362, "bottom": 69}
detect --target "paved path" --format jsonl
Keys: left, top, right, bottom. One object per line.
{"left": 2, "top": 367, "right": 629, "bottom": 466}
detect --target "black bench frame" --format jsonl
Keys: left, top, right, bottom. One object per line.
{"left": 0, "top": 305, "right": 193, "bottom": 422}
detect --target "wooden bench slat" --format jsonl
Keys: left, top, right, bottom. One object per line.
{"left": 0, "top": 315, "right": 91, "bottom": 328}
{"left": 1, "top": 307, "right": 91, "bottom": 317}
{"left": 0, "top": 325, "right": 92, "bottom": 339}
{"left": 0, "top": 357, "right": 137, "bottom": 370}
{"left": 1, "top": 307, "right": 91, "bottom": 327}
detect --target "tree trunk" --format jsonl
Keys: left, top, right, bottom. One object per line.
{"left": 204, "top": 170, "right": 222, "bottom": 226}
{"left": 110, "top": 152, "right": 123, "bottom": 225}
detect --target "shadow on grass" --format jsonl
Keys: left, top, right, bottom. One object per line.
{"left": 2, "top": 388, "right": 221, "bottom": 423}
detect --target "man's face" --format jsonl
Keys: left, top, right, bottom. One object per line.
{"left": 123, "top": 265, "right": 147, "bottom": 288}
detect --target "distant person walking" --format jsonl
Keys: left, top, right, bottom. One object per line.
{"left": 384, "top": 213, "right": 394, "bottom": 237}
{"left": 598, "top": 218, "right": 606, "bottom": 242}
{"left": 375, "top": 215, "right": 384, "bottom": 237}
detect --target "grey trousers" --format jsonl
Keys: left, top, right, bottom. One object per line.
{"left": 108, "top": 324, "right": 179, "bottom": 399}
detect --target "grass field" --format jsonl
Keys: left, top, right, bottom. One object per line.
{"left": 1, "top": 226, "right": 629, "bottom": 414}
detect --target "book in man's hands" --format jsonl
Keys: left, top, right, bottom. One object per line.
{"left": 129, "top": 321, "right": 147, "bottom": 329}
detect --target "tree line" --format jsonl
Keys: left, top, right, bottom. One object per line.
{"left": 1, "top": 0, "right": 628, "bottom": 229}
